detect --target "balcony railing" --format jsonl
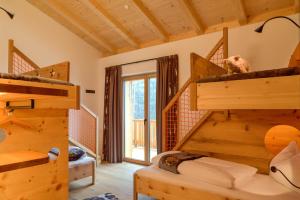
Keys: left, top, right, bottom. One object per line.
{"left": 132, "top": 119, "right": 157, "bottom": 149}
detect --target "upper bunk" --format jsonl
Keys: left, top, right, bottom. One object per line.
{"left": 0, "top": 72, "right": 79, "bottom": 110}
{"left": 195, "top": 66, "right": 300, "bottom": 109}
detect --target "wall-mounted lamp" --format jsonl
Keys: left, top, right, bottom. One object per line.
{"left": 0, "top": 6, "right": 14, "bottom": 19}
{"left": 255, "top": 16, "right": 300, "bottom": 33}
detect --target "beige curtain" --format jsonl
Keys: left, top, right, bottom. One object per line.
{"left": 156, "top": 55, "right": 179, "bottom": 153}
{"left": 103, "top": 66, "right": 123, "bottom": 163}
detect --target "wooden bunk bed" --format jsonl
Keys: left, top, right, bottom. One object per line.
{"left": 134, "top": 67, "right": 300, "bottom": 200}
{"left": 134, "top": 36, "right": 300, "bottom": 200}
{"left": 0, "top": 74, "right": 79, "bottom": 200}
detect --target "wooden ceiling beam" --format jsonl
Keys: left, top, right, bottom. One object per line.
{"left": 80, "top": 0, "right": 139, "bottom": 48}
{"left": 233, "top": 0, "right": 248, "bottom": 25}
{"left": 38, "top": 0, "right": 115, "bottom": 53}
{"left": 177, "top": 0, "right": 205, "bottom": 34}
{"left": 131, "top": 0, "right": 169, "bottom": 41}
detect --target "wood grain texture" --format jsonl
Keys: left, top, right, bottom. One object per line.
{"left": 27, "top": 0, "right": 298, "bottom": 56}
{"left": 69, "top": 161, "right": 95, "bottom": 185}
{"left": 197, "top": 75, "right": 300, "bottom": 109}
{"left": 0, "top": 78, "right": 79, "bottom": 109}
{"left": 0, "top": 109, "right": 69, "bottom": 200}
{"left": 0, "top": 151, "right": 49, "bottom": 173}
{"left": 180, "top": 110, "right": 300, "bottom": 174}
{"left": 134, "top": 173, "right": 237, "bottom": 200}
{"left": 23, "top": 61, "right": 70, "bottom": 82}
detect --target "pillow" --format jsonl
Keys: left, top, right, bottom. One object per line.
{"left": 195, "top": 157, "right": 257, "bottom": 188}
{"left": 69, "top": 146, "right": 86, "bottom": 161}
{"left": 270, "top": 141, "right": 300, "bottom": 193}
{"left": 151, "top": 151, "right": 180, "bottom": 165}
{"left": 178, "top": 160, "right": 234, "bottom": 188}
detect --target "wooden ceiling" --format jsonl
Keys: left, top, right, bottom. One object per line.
{"left": 27, "top": 0, "right": 300, "bottom": 56}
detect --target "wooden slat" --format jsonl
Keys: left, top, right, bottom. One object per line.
{"left": 23, "top": 61, "right": 70, "bottom": 82}
{"left": 135, "top": 174, "right": 233, "bottom": 200}
{"left": 8, "top": 40, "right": 14, "bottom": 73}
{"left": 81, "top": 0, "right": 139, "bottom": 48}
{"left": 0, "top": 83, "right": 68, "bottom": 96}
{"left": 132, "top": 0, "right": 169, "bottom": 41}
{"left": 197, "top": 75, "right": 300, "bottom": 109}
{"left": 0, "top": 78, "right": 79, "bottom": 109}
{"left": 177, "top": 0, "right": 205, "bottom": 34}
{"left": 0, "top": 151, "right": 49, "bottom": 173}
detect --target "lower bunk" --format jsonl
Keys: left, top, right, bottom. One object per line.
{"left": 134, "top": 163, "right": 299, "bottom": 200}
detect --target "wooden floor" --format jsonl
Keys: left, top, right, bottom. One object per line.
{"left": 69, "top": 162, "right": 153, "bottom": 200}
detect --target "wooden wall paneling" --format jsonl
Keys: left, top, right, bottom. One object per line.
{"left": 132, "top": 0, "right": 169, "bottom": 41}
{"left": 243, "top": 0, "right": 295, "bottom": 17}
{"left": 177, "top": 0, "right": 205, "bottom": 34}
{"left": 179, "top": 110, "right": 300, "bottom": 174}
{"left": 0, "top": 108, "right": 69, "bottom": 200}
{"left": 80, "top": 0, "right": 139, "bottom": 48}
{"left": 27, "top": 0, "right": 299, "bottom": 56}
{"left": 141, "top": 0, "right": 197, "bottom": 36}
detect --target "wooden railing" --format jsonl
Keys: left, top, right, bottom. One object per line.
{"left": 69, "top": 105, "right": 99, "bottom": 163}
{"left": 162, "top": 28, "right": 228, "bottom": 151}
{"left": 133, "top": 119, "right": 157, "bottom": 149}
{"left": 8, "top": 39, "right": 70, "bottom": 82}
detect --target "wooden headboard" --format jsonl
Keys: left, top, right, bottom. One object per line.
{"left": 175, "top": 109, "right": 300, "bottom": 174}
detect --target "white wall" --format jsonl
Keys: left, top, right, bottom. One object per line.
{"left": 97, "top": 14, "right": 300, "bottom": 156}
{"left": 0, "top": 0, "right": 100, "bottom": 112}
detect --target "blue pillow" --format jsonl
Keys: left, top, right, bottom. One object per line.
{"left": 69, "top": 146, "right": 85, "bottom": 161}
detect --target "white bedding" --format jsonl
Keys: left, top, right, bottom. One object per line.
{"left": 69, "top": 156, "right": 95, "bottom": 168}
{"left": 136, "top": 165, "right": 300, "bottom": 200}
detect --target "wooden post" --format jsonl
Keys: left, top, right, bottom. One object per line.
{"left": 8, "top": 39, "right": 14, "bottom": 73}
{"left": 223, "top": 27, "right": 229, "bottom": 59}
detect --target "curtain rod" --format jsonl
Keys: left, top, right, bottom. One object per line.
{"left": 119, "top": 57, "right": 158, "bottom": 67}
{"left": 114, "top": 54, "right": 176, "bottom": 67}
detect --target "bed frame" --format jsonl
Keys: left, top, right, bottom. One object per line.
{"left": 134, "top": 57, "right": 300, "bottom": 200}
{"left": 7, "top": 39, "right": 96, "bottom": 187}
{"left": 134, "top": 93, "right": 300, "bottom": 200}
{"left": 0, "top": 76, "right": 79, "bottom": 199}
{"left": 69, "top": 160, "right": 96, "bottom": 185}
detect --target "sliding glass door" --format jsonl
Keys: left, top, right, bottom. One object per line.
{"left": 123, "top": 74, "right": 157, "bottom": 164}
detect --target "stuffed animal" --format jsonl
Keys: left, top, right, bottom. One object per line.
{"left": 223, "top": 55, "right": 250, "bottom": 74}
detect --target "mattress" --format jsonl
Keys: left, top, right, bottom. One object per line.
{"left": 136, "top": 165, "right": 300, "bottom": 200}
{"left": 196, "top": 67, "right": 300, "bottom": 83}
{"left": 69, "top": 156, "right": 95, "bottom": 168}
{"left": 0, "top": 73, "right": 73, "bottom": 85}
